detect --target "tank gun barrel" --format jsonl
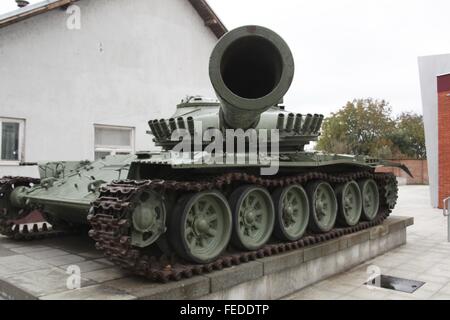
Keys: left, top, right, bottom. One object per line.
{"left": 209, "top": 25, "right": 295, "bottom": 129}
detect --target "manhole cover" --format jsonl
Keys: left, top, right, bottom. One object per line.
{"left": 365, "top": 275, "right": 425, "bottom": 293}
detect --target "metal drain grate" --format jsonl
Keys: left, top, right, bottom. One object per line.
{"left": 365, "top": 275, "right": 425, "bottom": 293}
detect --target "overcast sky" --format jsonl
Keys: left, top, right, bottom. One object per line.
{"left": 207, "top": 0, "right": 450, "bottom": 116}
{"left": 2, "top": 0, "right": 450, "bottom": 116}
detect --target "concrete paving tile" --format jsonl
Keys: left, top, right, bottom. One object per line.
{"left": 346, "top": 262, "right": 376, "bottom": 273}
{"left": 439, "top": 256, "right": 450, "bottom": 262}
{"left": 419, "top": 281, "right": 446, "bottom": 293}
{"left": 0, "top": 255, "right": 51, "bottom": 276}
{"left": 45, "top": 235, "right": 94, "bottom": 253}
{"left": 82, "top": 267, "right": 130, "bottom": 283}
{"left": 0, "top": 248, "right": 15, "bottom": 257}
{"left": 60, "top": 260, "right": 109, "bottom": 274}
{"left": 384, "top": 292, "right": 417, "bottom": 300}
{"left": 393, "top": 262, "right": 431, "bottom": 274}
{"left": 420, "top": 252, "right": 449, "bottom": 262}
{"left": 45, "top": 254, "right": 86, "bottom": 267}
{"left": 385, "top": 252, "right": 416, "bottom": 260}
{"left": 387, "top": 268, "right": 421, "bottom": 280}
{"left": 2, "top": 267, "right": 95, "bottom": 297}
{"left": 10, "top": 245, "right": 51, "bottom": 254}
{"left": 394, "top": 249, "right": 426, "bottom": 256}
{"left": 409, "top": 288, "right": 437, "bottom": 300}
{"left": 369, "top": 256, "right": 407, "bottom": 269}
{"left": 77, "top": 251, "right": 104, "bottom": 259}
{"left": 430, "top": 293, "right": 450, "bottom": 300}
{"left": 0, "top": 238, "right": 28, "bottom": 249}
{"left": 25, "top": 248, "right": 69, "bottom": 259}
{"left": 436, "top": 283, "right": 450, "bottom": 295}
{"left": 422, "top": 267, "right": 450, "bottom": 279}
{"left": 416, "top": 271, "right": 450, "bottom": 284}
{"left": 408, "top": 244, "right": 435, "bottom": 251}
{"left": 337, "top": 295, "right": 361, "bottom": 300}
{"left": 343, "top": 286, "right": 390, "bottom": 300}
{"left": 93, "top": 258, "right": 115, "bottom": 267}
{"left": 312, "top": 281, "right": 357, "bottom": 295}
{"left": 284, "top": 286, "right": 341, "bottom": 300}
{"left": 427, "top": 248, "right": 450, "bottom": 255}
{"left": 0, "top": 254, "right": 36, "bottom": 265}
{"left": 329, "top": 271, "right": 368, "bottom": 286}
{"left": 430, "top": 262, "right": 450, "bottom": 272}
{"left": 398, "top": 259, "right": 436, "bottom": 270}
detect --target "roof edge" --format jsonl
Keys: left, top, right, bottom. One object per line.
{"left": 187, "top": 0, "right": 227, "bottom": 38}
{"left": 0, "top": 0, "right": 227, "bottom": 38}
{"left": 0, "top": 0, "right": 77, "bottom": 29}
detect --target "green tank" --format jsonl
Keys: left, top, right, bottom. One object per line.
{"left": 1, "top": 25, "right": 410, "bottom": 282}
{"left": 88, "top": 25, "right": 410, "bottom": 281}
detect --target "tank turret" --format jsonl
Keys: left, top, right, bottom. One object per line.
{"left": 148, "top": 25, "right": 323, "bottom": 152}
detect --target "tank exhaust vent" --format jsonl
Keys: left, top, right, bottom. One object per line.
{"left": 294, "top": 114, "right": 302, "bottom": 132}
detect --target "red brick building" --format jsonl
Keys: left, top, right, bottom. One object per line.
{"left": 438, "top": 74, "right": 450, "bottom": 208}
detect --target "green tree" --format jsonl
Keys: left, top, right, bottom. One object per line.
{"left": 316, "top": 99, "right": 426, "bottom": 160}
{"left": 316, "top": 98, "right": 396, "bottom": 157}
{"left": 389, "top": 112, "right": 426, "bottom": 159}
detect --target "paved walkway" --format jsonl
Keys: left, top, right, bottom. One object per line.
{"left": 285, "top": 185, "right": 450, "bottom": 300}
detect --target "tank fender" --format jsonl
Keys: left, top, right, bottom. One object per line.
{"left": 378, "top": 160, "right": 413, "bottom": 178}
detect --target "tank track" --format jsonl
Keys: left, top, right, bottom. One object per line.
{"left": 88, "top": 171, "right": 397, "bottom": 282}
{"left": 0, "top": 176, "right": 68, "bottom": 240}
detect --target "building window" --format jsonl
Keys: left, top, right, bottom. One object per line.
{"left": 94, "top": 125, "right": 134, "bottom": 160}
{"left": 0, "top": 118, "right": 25, "bottom": 164}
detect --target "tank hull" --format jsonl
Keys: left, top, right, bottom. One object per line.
{"left": 89, "top": 162, "right": 398, "bottom": 282}
{"left": 128, "top": 150, "right": 407, "bottom": 178}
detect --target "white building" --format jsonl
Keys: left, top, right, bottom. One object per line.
{"left": 0, "top": 0, "right": 226, "bottom": 177}
{"left": 418, "top": 54, "right": 450, "bottom": 207}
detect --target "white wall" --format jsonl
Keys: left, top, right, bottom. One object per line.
{"left": 0, "top": 0, "right": 217, "bottom": 177}
{"left": 418, "top": 54, "right": 450, "bottom": 207}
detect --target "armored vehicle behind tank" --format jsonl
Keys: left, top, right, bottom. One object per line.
{"left": 0, "top": 155, "right": 134, "bottom": 239}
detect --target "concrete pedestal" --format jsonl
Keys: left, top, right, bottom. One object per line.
{"left": 0, "top": 216, "right": 413, "bottom": 300}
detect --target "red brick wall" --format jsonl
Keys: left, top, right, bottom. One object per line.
{"left": 438, "top": 74, "right": 450, "bottom": 209}
{"left": 376, "top": 159, "right": 428, "bottom": 185}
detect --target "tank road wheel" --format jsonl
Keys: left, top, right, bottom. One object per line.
{"left": 335, "top": 181, "right": 362, "bottom": 227}
{"left": 169, "top": 190, "right": 232, "bottom": 264}
{"left": 358, "top": 179, "right": 380, "bottom": 221}
{"left": 306, "top": 180, "right": 338, "bottom": 233}
{"left": 131, "top": 190, "right": 166, "bottom": 248}
{"left": 230, "top": 185, "right": 275, "bottom": 251}
{"left": 272, "top": 184, "right": 309, "bottom": 241}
